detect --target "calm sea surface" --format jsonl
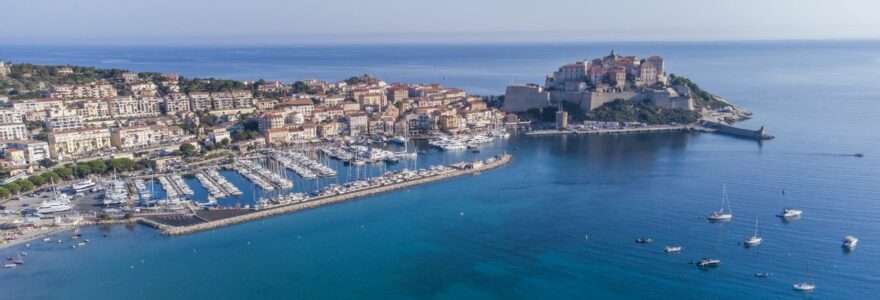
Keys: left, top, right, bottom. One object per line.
{"left": 2, "top": 41, "right": 880, "bottom": 299}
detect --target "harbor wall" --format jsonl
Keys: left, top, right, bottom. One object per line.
{"left": 158, "top": 154, "right": 513, "bottom": 236}
{"left": 704, "top": 121, "right": 772, "bottom": 140}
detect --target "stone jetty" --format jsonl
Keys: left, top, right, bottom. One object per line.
{"left": 149, "top": 154, "right": 513, "bottom": 236}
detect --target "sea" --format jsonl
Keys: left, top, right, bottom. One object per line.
{"left": 1, "top": 41, "right": 879, "bottom": 299}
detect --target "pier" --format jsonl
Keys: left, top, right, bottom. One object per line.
{"left": 142, "top": 154, "right": 513, "bottom": 236}
{"left": 699, "top": 120, "right": 774, "bottom": 140}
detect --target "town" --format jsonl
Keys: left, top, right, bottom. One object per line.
{"left": 0, "top": 58, "right": 514, "bottom": 248}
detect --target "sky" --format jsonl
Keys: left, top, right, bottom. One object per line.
{"left": 2, "top": 0, "right": 878, "bottom": 45}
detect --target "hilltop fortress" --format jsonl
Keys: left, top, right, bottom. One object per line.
{"left": 503, "top": 51, "right": 695, "bottom": 112}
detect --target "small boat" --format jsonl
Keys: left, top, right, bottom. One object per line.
{"left": 842, "top": 235, "right": 858, "bottom": 250}
{"left": 43, "top": 237, "right": 52, "bottom": 242}
{"left": 5, "top": 256, "right": 12, "bottom": 261}
{"left": 2, "top": 263, "right": 15, "bottom": 269}
{"left": 635, "top": 238, "right": 653, "bottom": 244}
{"left": 664, "top": 246, "right": 683, "bottom": 253}
{"left": 707, "top": 184, "right": 733, "bottom": 221}
{"left": 855, "top": 153, "right": 864, "bottom": 158}
{"left": 697, "top": 258, "right": 721, "bottom": 268}
{"left": 470, "top": 149, "right": 480, "bottom": 153}
{"left": 793, "top": 282, "right": 816, "bottom": 292}
{"left": 776, "top": 208, "right": 802, "bottom": 219}
{"left": 12, "top": 252, "right": 23, "bottom": 265}
{"left": 755, "top": 272, "right": 772, "bottom": 278}
{"left": 793, "top": 261, "right": 816, "bottom": 292}
{"left": 744, "top": 214, "right": 763, "bottom": 246}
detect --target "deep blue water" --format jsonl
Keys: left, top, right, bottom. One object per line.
{"left": 2, "top": 42, "right": 880, "bottom": 299}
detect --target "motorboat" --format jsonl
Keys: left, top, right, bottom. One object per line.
{"left": 755, "top": 272, "right": 772, "bottom": 278}
{"left": 843, "top": 235, "right": 858, "bottom": 250}
{"left": 664, "top": 246, "right": 682, "bottom": 253}
{"left": 776, "top": 208, "right": 802, "bottom": 219}
{"left": 71, "top": 179, "right": 96, "bottom": 192}
{"left": 697, "top": 258, "right": 721, "bottom": 268}
{"left": 707, "top": 184, "right": 733, "bottom": 221}
{"left": 635, "top": 238, "right": 653, "bottom": 244}
{"left": 793, "top": 282, "right": 816, "bottom": 292}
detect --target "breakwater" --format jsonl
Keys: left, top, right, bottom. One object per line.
{"left": 700, "top": 120, "right": 774, "bottom": 140}
{"left": 149, "top": 154, "right": 513, "bottom": 236}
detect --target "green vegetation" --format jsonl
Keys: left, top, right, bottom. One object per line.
{"left": 233, "top": 118, "right": 262, "bottom": 141}
{"left": 668, "top": 74, "right": 728, "bottom": 109}
{"left": 179, "top": 144, "right": 197, "bottom": 157}
{"left": 0, "top": 157, "right": 154, "bottom": 199}
{"left": 585, "top": 99, "right": 699, "bottom": 124}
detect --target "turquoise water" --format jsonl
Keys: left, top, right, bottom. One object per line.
{"left": 2, "top": 42, "right": 880, "bottom": 299}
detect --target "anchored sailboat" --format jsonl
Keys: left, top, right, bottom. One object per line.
{"left": 744, "top": 214, "right": 763, "bottom": 246}
{"left": 707, "top": 184, "right": 733, "bottom": 221}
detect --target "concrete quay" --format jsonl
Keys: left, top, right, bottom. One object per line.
{"left": 149, "top": 154, "right": 513, "bottom": 236}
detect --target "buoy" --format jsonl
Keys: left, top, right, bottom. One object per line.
{"left": 130, "top": 265, "right": 135, "bottom": 270}
{"left": 460, "top": 212, "right": 464, "bottom": 216}
{"left": 361, "top": 225, "right": 365, "bottom": 228}
{"left": 584, "top": 233, "right": 589, "bottom": 240}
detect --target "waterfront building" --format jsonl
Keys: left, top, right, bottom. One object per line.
{"left": 278, "top": 98, "right": 315, "bottom": 117}
{"left": 258, "top": 110, "right": 287, "bottom": 132}
{"left": 556, "top": 110, "right": 569, "bottom": 129}
{"left": 47, "top": 128, "right": 112, "bottom": 159}
{"left": 316, "top": 121, "right": 341, "bottom": 138}
{"left": 110, "top": 125, "right": 185, "bottom": 150}
{"left": 206, "top": 127, "right": 231, "bottom": 143}
{"left": 344, "top": 112, "right": 369, "bottom": 136}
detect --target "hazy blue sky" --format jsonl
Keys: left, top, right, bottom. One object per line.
{"left": 3, "top": 0, "right": 878, "bottom": 45}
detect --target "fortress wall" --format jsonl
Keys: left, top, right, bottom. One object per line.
{"left": 502, "top": 85, "right": 550, "bottom": 112}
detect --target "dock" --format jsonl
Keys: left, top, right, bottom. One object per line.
{"left": 142, "top": 154, "right": 513, "bottom": 236}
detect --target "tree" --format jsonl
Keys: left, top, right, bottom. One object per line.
{"left": 88, "top": 160, "right": 108, "bottom": 174}
{"left": 179, "top": 143, "right": 197, "bottom": 157}
{"left": 0, "top": 186, "right": 9, "bottom": 198}
{"left": 55, "top": 167, "right": 74, "bottom": 179}
{"left": 43, "top": 171, "right": 61, "bottom": 183}
{"left": 75, "top": 164, "right": 92, "bottom": 177}
{"left": 34, "top": 132, "right": 48, "bottom": 141}
{"left": 28, "top": 175, "right": 46, "bottom": 186}
{"left": 108, "top": 158, "right": 135, "bottom": 172}
{"left": 38, "top": 158, "right": 57, "bottom": 168}
{"left": 220, "top": 138, "right": 230, "bottom": 147}
{"left": 135, "top": 159, "right": 155, "bottom": 170}
{"left": 15, "top": 179, "right": 34, "bottom": 191}
{"left": 4, "top": 182, "right": 20, "bottom": 194}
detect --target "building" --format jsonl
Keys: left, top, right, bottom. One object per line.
{"left": 258, "top": 111, "right": 287, "bottom": 132}
{"left": 120, "top": 72, "right": 139, "bottom": 83}
{"left": 75, "top": 100, "right": 111, "bottom": 120}
{"left": 316, "top": 122, "right": 341, "bottom": 138}
{"left": 0, "top": 123, "right": 28, "bottom": 140}
{"left": 555, "top": 110, "right": 568, "bottom": 129}
{"left": 1, "top": 140, "right": 49, "bottom": 165}
{"left": 47, "top": 128, "right": 112, "bottom": 159}
{"left": 107, "top": 96, "right": 162, "bottom": 119}
{"left": 130, "top": 82, "right": 159, "bottom": 97}
{"left": 50, "top": 81, "right": 117, "bottom": 99}
{"left": 189, "top": 92, "right": 212, "bottom": 111}
{"left": 278, "top": 98, "right": 314, "bottom": 117}
{"left": 344, "top": 112, "right": 369, "bottom": 136}
{"left": 46, "top": 114, "right": 84, "bottom": 132}
{"left": 163, "top": 93, "right": 192, "bottom": 114}
{"left": 210, "top": 92, "right": 235, "bottom": 110}
{"left": 0, "top": 109, "right": 24, "bottom": 124}
{"left": 110, "top": 125, "right": 185, "bottom": 150}
{"left": 231, "top": 90, "right": 254, "bottom": 108}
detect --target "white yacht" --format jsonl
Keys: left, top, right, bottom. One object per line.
{"left": 744, "top": 214, "right": 763, "bottom": 246}
{"left": 777, "top": 208, "right": 802, "bottom": 219}
{"left": 37, "top": 181, "right": 74, "bottom": 214}
{"left": 390, "top": 136, "right": 407, "bottom": 144}
{"left": 793, "top": 282, "right": 816, "bottom": 292}
{"left": 71, "top": 178, "right": 96, "bottom": 192}
{"left": 707, "top": 184, "right": 733, "bottom": 221}
{"left": 842, "top": 236, "right": 858, "bottom": 250}
{"left": 697, "top": 258, "right": 721, "bottom": 268}
{"left": 664, "top": 246, "right": 683, "bottom": 253}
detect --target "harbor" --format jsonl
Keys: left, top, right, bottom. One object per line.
{"left": 145, "top": 153, "right": 512, "bottom": 235}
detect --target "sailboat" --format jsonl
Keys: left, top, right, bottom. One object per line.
{"left": 12, "top": 252, "right": 24, "bottom": 265}
{"left": 707, "top": 184, "right": 733, "bottom": 221}
{"left": 744, "top": 214, "right": 763, "bottom": 246}
{"left": 37, "top": 178, "right": 74, "bottom": 214}
{"left": 793, "top": 261, "right": 816, "bottom": 292}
